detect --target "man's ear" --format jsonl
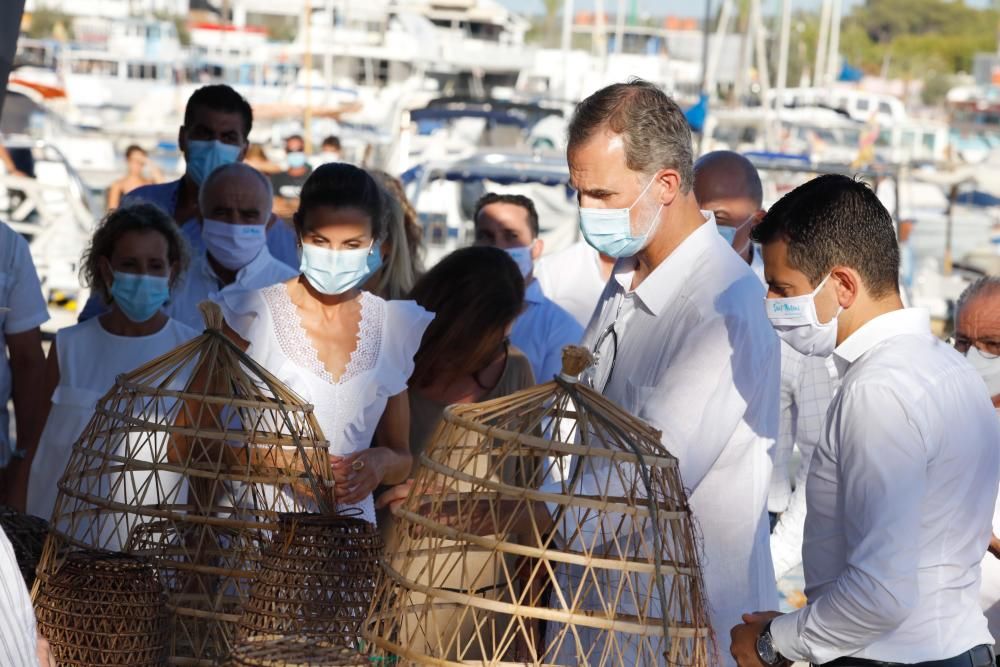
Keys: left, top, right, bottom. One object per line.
{"left": 177, "top": 125, "right": 187, "bottom": 154}
{"left": 531, "top": 237, "right": 544, "bottom": 261}
{"left": 654, "top": 168, "right": 681, "bottom": 208}
{"left": 830, "top": 265, "right": 860, "bottom": 309}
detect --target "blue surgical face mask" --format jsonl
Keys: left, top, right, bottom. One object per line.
{"left": 578, "top": 175, "right": 664, "bottom": 258}
{"left": 287, "top": 151, "right": 307, "bottom": 169}
{"left": 109, "top": 271, "right": 170, "bottom": 323}
{"left": 186, "top": 139, "right": 242, "bottom": 186}
{"left": 504, "top": 244, "right": 534, "bottom": 278}
{"left": 202, "top": 218, "right": 267, "bottom": 271}
{"left": 300, "top": 242, "right": 382, "bottom": 295}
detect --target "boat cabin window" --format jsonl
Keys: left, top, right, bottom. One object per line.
{"left": 922, "top": 132, "right": 937, "bottom": 151}
{"left": 879, "top": 101, "right": 893, "bottom": 116}
{"left": 856, "top": 98, "right": 870, "bottom": 112}
{"left": 70, "top": 59, "right": 119, "bottom": 76}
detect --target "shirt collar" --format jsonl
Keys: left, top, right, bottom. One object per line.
{"left": 612, "top": 211, "right": 719, "bottom": 316}
{"left": 524, "top": 278, "right": 546, "bottom": 305}
{"left": 832, "top": 307, "right": 931, "bottom": 374}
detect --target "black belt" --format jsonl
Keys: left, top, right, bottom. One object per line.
{"left": 819, "top": 645, "right": 995, "bottom": 667}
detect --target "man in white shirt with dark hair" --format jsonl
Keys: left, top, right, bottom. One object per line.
{"left": 165, "top": 162, "right": 298, "bottom": 329}
{"left": 693, "top": 150, "right": 839, "bottom": 578}
{"left": 730, "top": 174, "right": 999, "bottom": 667}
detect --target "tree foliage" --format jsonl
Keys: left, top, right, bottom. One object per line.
{"left": 780, "top": 0, "right": 999, "bottom": 85}
{"left": 26, "top": 8, "right": 74, "bottom": 41}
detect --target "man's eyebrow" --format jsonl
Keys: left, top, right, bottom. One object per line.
{"left": 579, "top": 187, "right": 617, "bottom": 198}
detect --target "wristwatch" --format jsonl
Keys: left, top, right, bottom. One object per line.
{"left": 755, "top": 621, "right": 785, "bottom": 666}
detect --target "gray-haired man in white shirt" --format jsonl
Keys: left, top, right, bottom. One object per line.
{"left": 567, "top": 80, "right": 781, "bottom": 665}
{"left": 730, "top": 174, "right": 1000, "bottom": 667}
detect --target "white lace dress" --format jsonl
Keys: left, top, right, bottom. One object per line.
{"left": 220, "top": 283, "right": 433, "bottom": 524}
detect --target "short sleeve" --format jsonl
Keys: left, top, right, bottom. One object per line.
{"left": 3, "top": 230, "right": 49, "bottom": 334}
{"left": 217, "top": 287, "right": 274, "bottom": 362}
{"left": 379, "top": 299, "right": 434, "bottom": 396}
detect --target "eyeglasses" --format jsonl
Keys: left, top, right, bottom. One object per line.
{"left": 949, "top": 335, "right": 1000, "bottom": 359}
{"left": 584, "top": 322, "right": 619, "bottom": 392}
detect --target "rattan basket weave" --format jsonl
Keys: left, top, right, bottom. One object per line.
{"left": 365, "top": 346, "right": 713, "bottom": 666}
{"left": 224, "top": 635, "right": 368, "bottom": 666}
{"left": 0, "top": 505, "right": 48, "bottom": 586}
{"left": 34, "top": 549, "right": 168, "bottom": 666}
{"left": 34, "top": 303, "right": 335, "bottom": 665}
{"left": 236, "top": 511, "right": 384, "bottom": 647}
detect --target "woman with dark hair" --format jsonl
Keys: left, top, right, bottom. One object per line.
{"left": 373, "top": 246, "right": 533, "bottom": 660}
{"left": 220, "top": 163, "right": 432, "bottom": 525}
{"left": 375, "top": 245, "right": 534, "bottom": 518}
{"left": 21, "top": 203, "right": 198, "bottom": 519}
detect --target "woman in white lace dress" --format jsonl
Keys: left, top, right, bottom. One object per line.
{"left": 220, "top": 164, "right": 432, "bottom": 524}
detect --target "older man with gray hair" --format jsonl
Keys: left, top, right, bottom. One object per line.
{"left": 564, "top": 79, "right": 780, "bottom": 664}
{"left": 954, "top": 277, "right": 1000, "bottom": 650}
{"left": 166, "top": 162, "right": 297, "bottom": 329}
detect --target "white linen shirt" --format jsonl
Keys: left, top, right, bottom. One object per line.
{"left": 770, "top": 308, "right": 1000, "bottom": 664}
{"left": 0, "top": 526, "right": 37, "bottom": 667}
{"left": 165, "top": 245, "right": 298, "bottom": 330}
{"left": 510, "top": 280, "right": 583, "bottom": 383}
{"left": 583, "top": 214, "right": 780, "bottom": 664}
{"left": 0, "top": 223, "right": 49, "bottom": 463}
{"left": 534, "top": 239, "right": 608, "bottom": 329}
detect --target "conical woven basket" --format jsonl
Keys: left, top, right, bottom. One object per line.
{"left": 34, "top": 303, "right": 335, "bottom": 665}
{"left": 34, "top": 549, "right": 169, "bottom": 666}
{"left": 365, "top": 346, "right": 713, "bottom": 666}
{"left": 236, "top": 511, "right": 384, "bottom": 646}
{"left": 224, "top": 635, "right": 368, "bottom": 666}
{"left": 0, "top": 505, "right": 49, "bottom": 586}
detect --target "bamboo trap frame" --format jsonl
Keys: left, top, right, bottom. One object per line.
{"left": 224, "top": 635, "right": 369, "bottom": 666}
{"left": 34, "top": 549, "right": 169, "bottom": 666}
{"left": 236, "top": 511, "right": 384, "bottom": 648}
{"left": 366, "top": 346, "right": 713, "bottom": 666}
{"left": 0, "top": 504, "right": 49, "bottom": 586}
{"left": 34, "top": 303, "right": 336, "bottom": 665}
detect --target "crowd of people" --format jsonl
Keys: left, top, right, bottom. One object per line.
{"left": 0, "top": 80, "right": 999, "bottom": 667}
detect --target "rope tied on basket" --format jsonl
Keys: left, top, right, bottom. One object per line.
{"left": 557, "top": 345, "right": 594, "bottom": 384}
{"left": 197, "top": 300, "right": 336, "bottom": 516}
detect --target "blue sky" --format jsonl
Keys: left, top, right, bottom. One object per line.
{"left": 496, "top": 0, "right": 992, "bottom": 18}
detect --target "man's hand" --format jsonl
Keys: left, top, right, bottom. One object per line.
{"left": 988, "top": 533, "right": 1000, "bottom": 560}
{"left": 730, "top": 611, "right": 788, "bottom": 667}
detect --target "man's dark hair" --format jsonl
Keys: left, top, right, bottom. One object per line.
{"left": 125, "top": 144, "right": 147, "bottom": 159}
{"left": 285, "top": 134, "right": 305, "bottom": 147}
{"left": 473, "top": 192, "right": 540, "bottom": 238}
{"left": 183, "top": 84, "right": 253, "bottom": 139}
{"left": 752, "top": 174, "right": 899, "bottom": 297}
{"left": 567, "top": 79, "right": 694, "bottom": 192}
{"left": 321, "top": 135, "right": 341, "bottom": 151}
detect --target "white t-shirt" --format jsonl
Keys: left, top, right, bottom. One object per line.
{"left": 0, "top": 222, "right": 49, "bottom": 463}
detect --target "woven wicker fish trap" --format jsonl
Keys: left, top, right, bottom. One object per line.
{"left": 34, "top": 303, "right": 335, "bottom": 666}
{"left": 236, "top": 511, "right": 384, "bottom": 646}
{"left": 0, "top": 504, "right": 49, "bottom": 586}
{"left": 365, "top": 346, "right": 713, "bottom": 667}
{"left": 34, "top": 549, "right": 169, "bottom": 666}
{"left": 224, "top": 635, "right": 368, "bottom": 666}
